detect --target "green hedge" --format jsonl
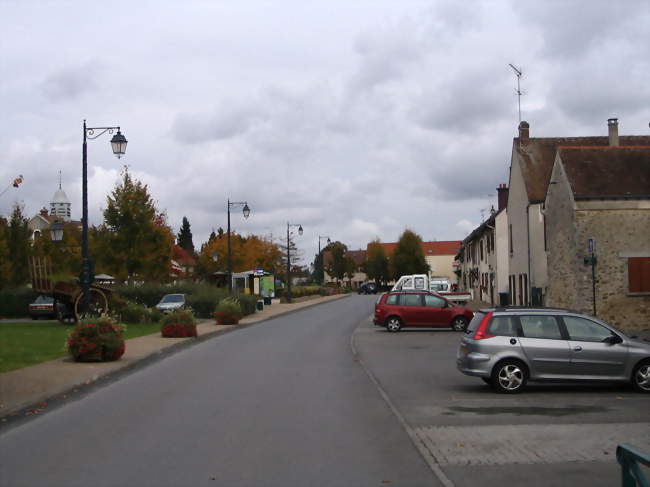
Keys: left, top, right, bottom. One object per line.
{"left": 0, "top": 288, "right": 39, "bottom": 318}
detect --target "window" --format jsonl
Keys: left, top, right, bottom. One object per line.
{"left": 488, "top": 316, "right": 517, "bottom": 336}
{"left": 424, "top": 294, "right": 446, "bottom": 307}
{"left": 400, "top": 294, "right": 422, "bottom": 306}
{"left": 563, "top": 316, "right": 613, "bottom": 342}
{"left": 628, "top": 257, "right": 650, "bottom": 293}
{"left": 414, "top": 276, "right": 426, "bottom": 290}
{"left": 519, "top": 315, "right": 562, "bottom": 339}
{"left": 386, "top": 294, "right": 398, "bottom": 305}
{"left": 480, "top": 240, "right": 484, "bottom": 261}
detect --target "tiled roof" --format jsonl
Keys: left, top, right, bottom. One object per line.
{"left": 373, "top": 240, "right": 461, "bottom": 256}
{"left": 172, "top": 245, "right": 196, "bottom": 266}
{"left": 557, "top": 146, "right": 650, "bottom": 199}
{"left": 514, "top": 136, "right": 650, "bottom": 203}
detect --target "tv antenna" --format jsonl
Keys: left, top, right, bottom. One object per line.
{"left": 509, "top": 63, "right": 523, "bottom": 123}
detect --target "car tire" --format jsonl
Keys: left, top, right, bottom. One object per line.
{"left": 451, "top": 316, "right": 469, "bottom": 332}
{"left": 632, "top": 360, "right": 650, "bottom": 393}
{"left": 386, "top": 316, "right": 402, "bottom": 333}
{"left": 491, "top": 360, "right": 528, "bottom": 393}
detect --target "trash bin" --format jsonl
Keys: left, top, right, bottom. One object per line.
{"left": 256, "top": 300, "right": 264, "bottom": 311}
{"left": 263, "top": 296, "right": 272, "bottom": 305}
{"left": 499, "top": 292, "right": 509, "bottom": 306}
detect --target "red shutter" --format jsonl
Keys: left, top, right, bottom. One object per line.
{"left": 629, "top": 257, "right": 650, "bottom": 293}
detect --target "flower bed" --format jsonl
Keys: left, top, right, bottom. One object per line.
{"left": 160, "top": 310, "right": 197, "bottom": 338}
{"left": 67, "top": 317, "right": 126, "bottom": 362}
{"left": 213, "top": 297, "right": 243, "bottom": 325}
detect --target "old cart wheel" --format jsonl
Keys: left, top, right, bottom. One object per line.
{"left": 74, "top": 288, "right": 109, "bottom": 321}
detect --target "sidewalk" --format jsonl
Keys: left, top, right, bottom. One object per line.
{"left": 0, "top": 294, "right": 349, "bottom": 420}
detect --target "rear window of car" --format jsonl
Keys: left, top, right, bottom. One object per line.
{"left": 466, "top": 312, "right": 486, "bottom": 334}
{"left": 400, "top": 294, "right": 422, "bottom": 306}
{"left": 488, "top": 316, "right": 517, "bottom": 336}
{"left": 386, "top": 294, "right": 398, "bottom": 305}
{"left": 519, "top": 315, "right": 562, "bottom": 339}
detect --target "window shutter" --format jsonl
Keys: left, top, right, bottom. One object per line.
{"left": 629, "top": 257, "right": 650, "bottom": 293}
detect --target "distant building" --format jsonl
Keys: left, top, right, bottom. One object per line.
{"left": 28, "top": 177, "right": 77, "bottom": 239}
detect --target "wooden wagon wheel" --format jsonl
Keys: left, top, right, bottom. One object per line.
{"left": 74, "top": 288, "right": 109, "bottom": 321}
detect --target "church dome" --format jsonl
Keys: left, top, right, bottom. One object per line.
{"left": 52, "top": 188, "right": 70, "bottom": 204}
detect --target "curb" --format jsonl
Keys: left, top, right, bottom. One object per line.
{"left": 0, "top": 294, "right": 350, "bottom": 427}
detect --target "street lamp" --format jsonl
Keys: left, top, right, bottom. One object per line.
{"left": 318, "top": 235, "right": 331, "bottom": 284}
{"left": 81, "top": 120, "right": 127, "bottom": 316}
{"left": 227, "top": 199, "right": 250, "bottom": 293}
{"left": 286, "top": 222, "right": 303, "bottom": 303}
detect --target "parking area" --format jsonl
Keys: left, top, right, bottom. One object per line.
{"left": 353, "top": 317, "right": 650, "bottom": 487}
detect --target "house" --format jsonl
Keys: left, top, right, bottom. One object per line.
{"left": 458, "top": 184, "right": 509, "bottom": 305}
{"left": 507, "top": 119, "right": 650, "bottom": 305}
{"left": 171, "top": 245, "right": 196, "bottom": 278}
{"left": 544, "top": 145, "right": 650, "bottom": 329}
{"left": 323, "top": 249, "right": 367, "bottom": 288}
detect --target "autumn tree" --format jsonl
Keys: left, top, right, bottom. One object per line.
{"left": 98, "top": 170, "right": 174, "bottom": 283}
{"left": 32, "top": 221, "right": 81, "bottom": 278}
{"left": 176, "top": 216, "right": 195, "bottom": 255}
{"left": 364, "top": 239, "right": 390, "bottom": 286}
{"left": 390, "top": 229, "right": 429, "bottom": 279}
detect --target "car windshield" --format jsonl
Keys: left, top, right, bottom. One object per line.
{"left": 160, "top": 294, "right": 183, "bottom": 303}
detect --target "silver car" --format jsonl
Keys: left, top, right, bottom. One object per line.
{"left": 457, "top": 307, "right": 650, "bottom": 393}
{"left": 155, "top": 293, "right": 186, "bottom": 313}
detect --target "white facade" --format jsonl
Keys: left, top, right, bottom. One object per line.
{"left": 50, "top": 188, "right": 71, "bottom": 222}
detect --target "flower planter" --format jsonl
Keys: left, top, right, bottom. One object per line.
{"left": 213, "top": 311, "right": 242, "bottom": 325}
{"left": 161, "top": 322, "right": 197, "bottom": 338}
{"left": 67, "top": 319, "right": 125, "bottom": 362}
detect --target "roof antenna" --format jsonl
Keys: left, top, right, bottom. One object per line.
{"left": 509, "top": 64, "right": 523, "bottom": 123}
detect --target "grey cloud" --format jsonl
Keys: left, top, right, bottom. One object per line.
{"left": 41, "top": 62, "right": 101, "bottom": 101}
{"left": 172, "top": 102, "right": 260, "bottom": 144}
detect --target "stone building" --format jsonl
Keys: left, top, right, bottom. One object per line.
{"left": 507, "top": 119, "right": 650, "bottom": 306}
{"left": 544, "top": 145, "right": 650, "bottom": 330}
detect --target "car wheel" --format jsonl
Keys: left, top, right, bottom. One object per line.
{"left": 451, "top": 316, "right": 469, "bottom": 332}
{"left": 386, "top": 317, "right": 402, "bottom": 333}
{"left": 632, "top": 360, "right": 650, "bottom": 393}
{"left": 491, "top": 360, "right": 528, "bottom": 393}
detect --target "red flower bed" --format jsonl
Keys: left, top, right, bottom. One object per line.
{"left": 67, "top": 318, "right": 125, "bottom": 362}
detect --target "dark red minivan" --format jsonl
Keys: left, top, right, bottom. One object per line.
{"left": 374, "top": 291, "right": 474, "bottom": 332}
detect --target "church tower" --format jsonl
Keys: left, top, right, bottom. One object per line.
{"left": 50, "top": 171, "right": 71, "bottom": 222}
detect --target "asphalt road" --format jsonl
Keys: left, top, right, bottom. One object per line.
{"left": 0, "top": 295, "right": 440, "bottom": 487}
{"left": 353, "top": 316, "right": 650, "bottom": 487}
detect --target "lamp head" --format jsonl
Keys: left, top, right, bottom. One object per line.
{"left": 50, "top": 221, "right": 64, "bottom": 242}
{"left": 242, "top": 203, "right": 250, "bottom": 219}
{"left": 298, "top": 225, "right": 303, "bottom": 236}
{"left": 110, "top": 130, "right": 128, "bottom": 159}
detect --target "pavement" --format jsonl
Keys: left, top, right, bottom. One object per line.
{"left": 0, "top": 294, "right": 349, "bottom": 421}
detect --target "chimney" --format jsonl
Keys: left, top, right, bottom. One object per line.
{"left": 497, "top": 184, "right": 509, "bottom": 212}
{"left": 518, "top": 121, "right": 529, "bottom": 140}
{"left": 40, "top": 207, "right": 49, "bottom": 217}
{"left": 608, "top": 118, "right": 619, "bottom": 146}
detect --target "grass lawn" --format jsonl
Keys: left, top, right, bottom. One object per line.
{"left": 0, "top": 321, "right": 162, "bottom": 373}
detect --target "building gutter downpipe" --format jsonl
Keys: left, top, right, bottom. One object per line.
{"left": 526, "top": 203, "right": 532, "bottom": 306}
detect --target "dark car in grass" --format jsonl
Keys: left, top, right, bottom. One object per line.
{"left": 374, "top": 290, "right": 474, "bottom": 332}
{"left": 29, "top": 296, "right": 56, "bottom": 320}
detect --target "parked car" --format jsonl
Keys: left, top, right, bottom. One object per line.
{"left": 28, "top": 295, "right": 56, "bottom": 320}
{"left": 457, "top": 307, "right": 650, "bottom": 394}
{"left": 374, "top": 290, "right": 474, "bottom": 332}
{"left": 358, "top": 282, "right": 378, "bottom": 294}
{"left": 155, "top": 294, "right": 186, "bottom": 313}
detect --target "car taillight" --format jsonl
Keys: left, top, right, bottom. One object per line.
{"left": 473, "top": 312, "right": 494, "bottom": 340}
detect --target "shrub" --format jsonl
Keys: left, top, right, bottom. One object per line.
{"left": 67, "top": 316, "right": 125, "bottom": 362}
{"left": 187, "top": 290, "right": 227, "bottom": 318}
{"left": 0, "top": 287, "right": 39, "bottom": 318}
{"left": 120, "top": 302, "right": 149, "bottom": 323}
{"left": 237, "top": 294, "right": 258, "bottom": 316}
{"left": 161, "top": 310, "right": 196, "bottom": 338}
{"left": 149, "top": 307, "right": 164, "bottom": 323}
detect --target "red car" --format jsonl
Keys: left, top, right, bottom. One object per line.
{"left": 374, "top": 291, "right": 474, "bottom": 332}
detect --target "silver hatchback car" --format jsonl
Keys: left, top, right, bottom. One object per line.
{"left": 457, "top": 307, "right": 650, "bottom": 393}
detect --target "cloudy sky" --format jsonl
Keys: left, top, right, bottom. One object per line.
{"left": 2, "top": 0, "right": 649, "bottom": 266}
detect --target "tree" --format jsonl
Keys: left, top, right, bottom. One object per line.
{"left": 176, "top": 216, "right": 195, "bottom": 254}
{"left": 100, "top": 170, "right": 174, "bottom": 282}
{"left": 325, "top": 241, "right": 349, "bottom": 283}
{"left": 344, "top": 254, "right": 357, "bottom": 286}
{"left": 364, "top": 239, "right": 390, "bottom": 285}
{"left": 0, "top": 217, "right": 11, "bottom": 289}
{"left": 7, "top": 204, "right": 30, "bottom": 286}
{"left": 390, "top": 229, "right": 429, "bottom": 279}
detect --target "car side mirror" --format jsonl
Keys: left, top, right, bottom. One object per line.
{"left": 603, "top": 335, "right": 623, "bottom": 345}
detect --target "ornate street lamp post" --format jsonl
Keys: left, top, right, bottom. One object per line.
{"left": 81, "top": 120, "right": 127, "bottom": 315}
{"left": 227, "top": 199, "right": 250, "bottom": 293}
{"left": 318, "top": 235, "right": 331, "bottom": 284}
{"left": 286, "top": 222, "right": 303, "bottom": 303}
